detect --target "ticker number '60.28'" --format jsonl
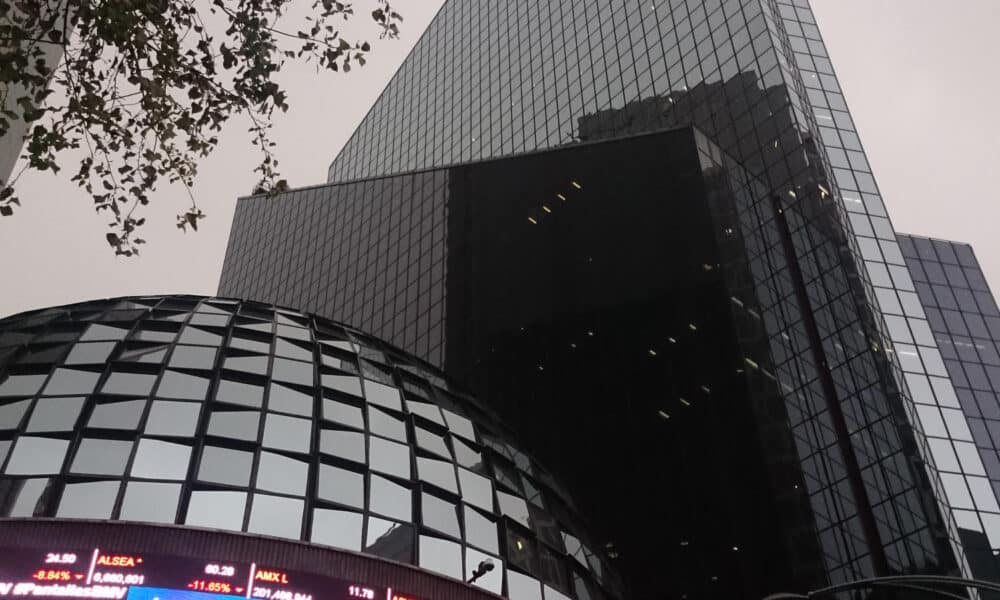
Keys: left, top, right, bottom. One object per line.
{"left": 205, "top": 564, "right": 236, "bottom": 577}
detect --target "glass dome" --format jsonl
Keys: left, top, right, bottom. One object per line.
{"left": 0, "top": 296, "right": 619, "bottom": 600}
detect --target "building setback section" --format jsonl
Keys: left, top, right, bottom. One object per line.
{"left": 221, "top": 127, "right": 962, "bottom": 596}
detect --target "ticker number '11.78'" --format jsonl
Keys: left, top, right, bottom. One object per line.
{"left": 0, "top": 546, "right": 421, "bottom": 600}
{"left": 349, "top": 586, "right": 375, "bottom": 599}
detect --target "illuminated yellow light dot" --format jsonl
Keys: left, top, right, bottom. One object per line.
{"left": 528, "top": 217, "right": 537, "bottom": 224}
{"left": 542, "top": 206, "right": 552, "bottom": 213}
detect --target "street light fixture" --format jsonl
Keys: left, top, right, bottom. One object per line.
{"left": 467, "top": 560, "right": 495, "bottom": 585}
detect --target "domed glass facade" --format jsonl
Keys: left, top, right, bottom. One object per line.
{"left": 0, "top": 296, "right": 618, "bottom": 600}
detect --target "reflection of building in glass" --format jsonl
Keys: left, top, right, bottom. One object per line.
{"left": 0, "top": 295, "right": 615, "bottom": 600}
{"left": 898, "top": 234, "right": 1000, "bottom": 579}
{"left": 575, "top": 71, "right": 806, "bottom": 179}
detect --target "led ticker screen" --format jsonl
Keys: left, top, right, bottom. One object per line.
{"left": 0, "top": 547, "right": 420, "bottom": 600}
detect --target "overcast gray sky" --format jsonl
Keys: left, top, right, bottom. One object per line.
{"left": 1, "top": 0, "right": 998, "bottom": 318}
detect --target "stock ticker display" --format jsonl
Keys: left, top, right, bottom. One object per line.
{"left": 0, "top": 547, "right": 418, "bottom": 600}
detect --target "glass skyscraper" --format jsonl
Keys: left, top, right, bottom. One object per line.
{"left": 217, "top": 0, "right": 1000, "bottom": 596}
{"left": 899, "top": 234, "right": 1000, "bottom": 578}
{"left": 323, "top": 0, "right": 1000, "bottom": 574}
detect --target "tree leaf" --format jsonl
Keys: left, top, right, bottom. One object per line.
{"left": 0, "top": 0, "right": 403, "bottom": 255}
